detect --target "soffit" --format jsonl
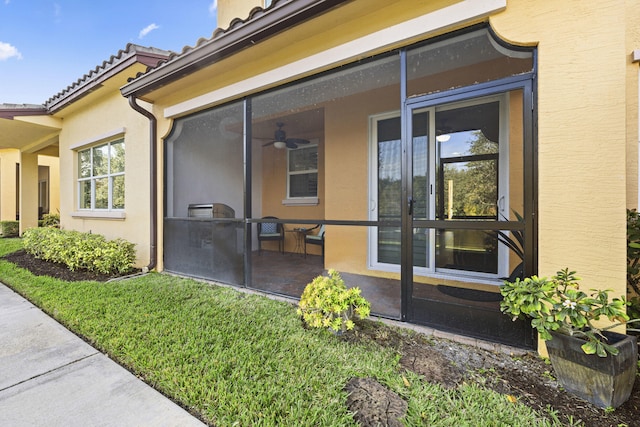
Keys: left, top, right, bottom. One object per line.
{"left": 0, "top": 114, "right": 61, "bottom": 153}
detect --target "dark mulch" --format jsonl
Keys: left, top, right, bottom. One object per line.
{"left": 2, "top": 249, "right": 138, "bottom": 282}
{"left": 3, "top": 249, "right": 639, "bottom": 426}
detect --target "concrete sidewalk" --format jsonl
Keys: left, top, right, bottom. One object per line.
{"left": 0, "top": 284, "right": 206, "bottom": 427}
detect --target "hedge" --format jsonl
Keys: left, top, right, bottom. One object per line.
{"left": 22, "top": 228, "right": 136, "bottom": 275}
{"left": 1, "top": 221, "right": 19, "bottom": 238}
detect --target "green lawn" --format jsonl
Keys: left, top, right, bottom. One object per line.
{"left": 0, "top": 238, "right": 562, "bottom": 426}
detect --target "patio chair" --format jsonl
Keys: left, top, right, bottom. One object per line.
{"left": 257, "top": 216, "right": 284, "bottom": 255}
{"left": 304, "top": 224, "right": 325, "bottom": 262}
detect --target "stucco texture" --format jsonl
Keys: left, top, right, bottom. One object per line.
{"left": 492, "top": 0, "right": 631, "bottom": 297}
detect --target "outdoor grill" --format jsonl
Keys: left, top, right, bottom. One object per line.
{"left": 187, "top": 203, "right": 235, "bottom": 219}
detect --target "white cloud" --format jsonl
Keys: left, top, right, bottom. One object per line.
{"left": 209, "top": 0, "right": 217, "bottom": 17}
{"left": 138, "top": 23, "right": 160, "bottom": 39}
{"left": 0, "top": 41, "right": 22, "bottom": 61}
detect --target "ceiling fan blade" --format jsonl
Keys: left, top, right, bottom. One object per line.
{"left": 286, "top": 138, "right": 310, "bottom": 145}
{"left": 286, "top": 141, "right": 298, "bottom": 149}
{"left": 262, "top": 141, "right": 276, "bottom": 147}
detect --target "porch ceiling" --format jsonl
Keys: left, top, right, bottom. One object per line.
{"left": 0, "top": 116, "right": 61, "bottom": 155}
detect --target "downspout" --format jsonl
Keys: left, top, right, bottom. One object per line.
{"left": 128, "top": 95, "right": 157, "bottom": 271}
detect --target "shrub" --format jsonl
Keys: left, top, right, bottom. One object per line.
{"left": 297, "top": 269, "right": 371, "bottom": 332}
{"left": 23, "top": 228, "right": 136, "bottom": 275}
{"left": 0, "top": 221, "right": 19, "bottom": 238}
{"left": 41, "top": 213, "right": 60, "bottom": 228}
{"left": 501, "top": 268, "right": 640, "bottom": 356}
{"left": 627, "top": 209, "right": 640, "bottom": 318}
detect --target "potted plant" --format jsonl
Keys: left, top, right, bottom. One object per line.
{"left": 297, "top": 269, "right": 371, "bottom": 333}
{"left": 501, "top": 268, "right": 640, "bottom": 408}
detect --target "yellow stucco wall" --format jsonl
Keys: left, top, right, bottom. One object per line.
{"left": 0, "top": 149, "right": 19, "bottom": 221}
{"left": 626, "top": 0, "right": 640, "bottom": 209}
{"left": 0, "top": 150, "right": 60, "bottom": 224}
{"left": 57, "top": 90, "right": 152, "bottom": 267}
{"left": 492, "top": 0, "right": 630, "bottom": 296}
{"left": 38, "top": 154, "right": 60, "bottom": 216}
{"left": 217, "top": 0, "right": 264, "bottom": 29}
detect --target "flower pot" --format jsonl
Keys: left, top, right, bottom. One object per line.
{"left": 546, "top": 330, "right": 638, "bottom": 408}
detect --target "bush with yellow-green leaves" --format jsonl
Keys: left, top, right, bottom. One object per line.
{"left": 297, "top": 269, "right": 370, "bottom": 332}
{"left": 22, "top": 227, "right": 135, "bottom": 275}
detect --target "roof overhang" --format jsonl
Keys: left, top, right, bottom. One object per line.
{"left": 46, "top": 45, "right": 172, "bottom": 114}
{"left": 0, "top": 107, "right": 61, "bottom": 154}
{"left": 121, "top": 0, "right": 350, "bottom": 98}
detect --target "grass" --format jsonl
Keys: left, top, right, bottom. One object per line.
{"left": 0, "top": 238, "right": 562, "bottom": 426}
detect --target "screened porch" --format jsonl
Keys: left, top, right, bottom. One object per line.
{"left": 162, "top": 26, "right": 536, "bottom": 348}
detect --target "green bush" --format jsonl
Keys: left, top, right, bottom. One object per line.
{"left": 297, "top": 269, "right": 371, "bottom": 332}
{"left": 627, "top": 209, "right": 640, "bottom": 319}
{"left": 0, "top": 221, "right": 19, "bottom": 238}
{"left": 23, "top": 228, "right": 136, "bottom": 274}
{"left": 41, "top": 213, "right": 60, "bottom": 228}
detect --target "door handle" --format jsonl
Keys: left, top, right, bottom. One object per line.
{"left": 408, "top": 197, "right": 415, "bottom": 216}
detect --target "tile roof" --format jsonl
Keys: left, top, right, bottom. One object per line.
{"left": 0, "top": 103, "right": 48, "bottom": 119}
{"left": 124, "top": 0, "right": 283, "bottom": 87}
{"left": 44, "top": 44, "right": 172, "bottom": 113}
{"left": 121, "top": 0, "right": 350, "bottom": 98}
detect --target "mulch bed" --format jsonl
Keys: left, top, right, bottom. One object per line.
{"left": 3, "top": 249, "right": 138, "bottom": 282}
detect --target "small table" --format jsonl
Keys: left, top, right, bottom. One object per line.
{"left": 287, "top": 227, "right": 309, "bottom": 255}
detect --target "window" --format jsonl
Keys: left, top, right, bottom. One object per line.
{"left": 287, "top": 145, "right": 318, "bottom": 199}
{"left": 78, "top": 138, "right": 125, "bottom": 210}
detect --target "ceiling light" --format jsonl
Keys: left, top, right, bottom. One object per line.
{"left": 273, "top": 141, "right": 287, "bottom": 149}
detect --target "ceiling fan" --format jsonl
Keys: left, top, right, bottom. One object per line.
{"left": 261, "top": 122, "right": 310, "bottom": 149}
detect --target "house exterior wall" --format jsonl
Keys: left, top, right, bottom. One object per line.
{"left": 217, "top": 0, "right": 264, "bottom": 29}
{"left": 0, "top": 149, "right": 19, "bottom": 221}
{"left": 260, "top": 141, "right": 325, "bottom": 255}
{"left": 492, "top": 0, "right": 632, "bottom": 298}
{"left": 626, "top": 1, "right": 640, "bottom": 209}
{"left": 39, "top": 155, "right": 60, "bottom": 217}
{"left": 57, "top": 90, "right": 152, "bottom": 267}
{"left": 86, "top": 0, "right": 640, "bottom": 352}
{"left": 19, "top": 153, "right": 39, "bottom": 233}
{"left": 0, "top": 150, "right": 60, "bottom": 223}
{"left": 155, "top": 0, "right": 632, "bottom": 294}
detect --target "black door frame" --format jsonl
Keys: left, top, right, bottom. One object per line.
{"left": 399, "top": 76, "right": 536, "bottom": 346}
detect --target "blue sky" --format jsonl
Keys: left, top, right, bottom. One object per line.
{"left": 0, "top": 1, "right": 220, "bottom": 104}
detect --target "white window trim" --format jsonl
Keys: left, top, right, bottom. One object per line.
{"left": 71, "top": 211, "right": 126, "bottom": 220}
{"left": 282, "top": 197, "right": 319, "bottom": 206}
{"left": 282, "top": 142, "right": 318, "bottom": 205}
{"left": 76, "top": 137, "right": 126, "bottom": 213}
